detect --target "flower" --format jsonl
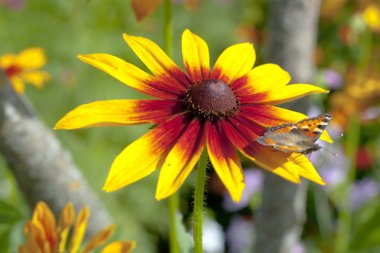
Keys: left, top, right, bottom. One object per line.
{"left": 18, "top": 201, "right": 135, "bottom": 253}
{"left": 362, "top": 3, "right": 380, "bottom": 33}
{"left": 330, "top": 68, "right": 380, "bottom": 129}
{"left": 0, "top": 48, "right": 50, "bottom": 93}
{"left": 55, "top": 29, "right": 330, "bottom": 202}
{"left": 350, "top": 177, "right": 380, "bottom": 211}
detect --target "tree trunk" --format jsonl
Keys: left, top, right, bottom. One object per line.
{"left": 254, "top": 0, "right": 321, "bottom": 252}
{"left": 0, "top": 71, "right": 112, "bottom": 237}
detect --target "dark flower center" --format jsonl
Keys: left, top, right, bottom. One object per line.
{"left": 184, "top": 79, "right": 240, "bottom": 121}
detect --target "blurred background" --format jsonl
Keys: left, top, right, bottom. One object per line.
{"left": 1, "top": 0, "right": 380, "bottom": 252}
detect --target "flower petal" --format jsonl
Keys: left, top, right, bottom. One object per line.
{"left": 54, "top": 100, "right": 183, "bottom": 129}
{"left": 103, "top": 115, "right": 189, "bottom": 192}
{"left": 10, "top": 76, "right": 25, "bottom": 93}
{"left": 69, "top": 207, "right": 90, "bottom": 253}
{"left": 182, "top": 29, "right": 210, "bottom": 82}
{"left": 243, "top": 84, "right": 328, "bottom": 105}
{"left": 232, "top": 64, "right": 290, "bottom": 93}
{"left": 20, "top": 71, "right": 50, "bottom": 88}
{"left": 240, "top": 104, "right": 306, "bottom": 127}
{"left": 251, "top": 144, "right": 324, "bottom": 185}
{"left": 123, "top": 33, "right": 189, "bottom": 89}
{"left": 14, "top": 48, "right": 47, "bottom": 69}
{"left": 100, "top": 241, "right": 136, "bottom": 253}
{"left": 211, "top": 43, "right": 255, "bottom": 84}
{"left": 78, "top": 54, "right": 179, "bottom": 99}
{"left": 56, "top": 203, "right": 75, "bottom": 253}
{"left": 206, "top": 122, "right": 245, "bottom": 202}
{"left": 156, "top": 119, "right": 205, "bottom": 200}
{"left": 32, "top": 202, "right": 56, "bottom": 250}
{"left": 82, "top": 224, "right": 115, "bottom": 253}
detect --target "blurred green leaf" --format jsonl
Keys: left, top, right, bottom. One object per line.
{"left": 0, "top": 200, "right": 22, "bottom": 225}
{"left": 351, "top": 196, "right": 380, "bottom": 251}
{"left": 0, "top": 226, "right": 11, "bottom": 253}
{"left": 175, "top": 212, "right": 193, "bottom": 253}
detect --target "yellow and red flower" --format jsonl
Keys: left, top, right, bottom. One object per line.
{"left": 55, "top": 29, "right": 331, "bottom": 202}
{"left": 18, "top": 201, "right": 135, "bottom": 253}
{"left": 0, "top": 47, "right": 50, "bottom": 93}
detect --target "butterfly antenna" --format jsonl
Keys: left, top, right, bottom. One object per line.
{"left": 320, "top": 146, "right": 337, "bottom": 157}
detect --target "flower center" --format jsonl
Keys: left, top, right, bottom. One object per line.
{"left": 185, "top": 79, "right": 240, "bottom": 121}
{"left": 5, "top": 65, "right": 22, "bottom": 77}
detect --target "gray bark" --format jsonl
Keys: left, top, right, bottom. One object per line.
{"left": 0, "top": 71, "right": 112, "bottom": 237}
{"left": 255, "top": 0, "right": 321, "bottom": 253}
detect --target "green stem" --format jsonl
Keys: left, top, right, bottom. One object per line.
{"left": 193, "top": 148, "right": 208, "bottom": 253}
{"left": 163, "top": 2, "right": 178, "bottom": 253}
{"left": 163, "top": 0, "right": 173, "bottom": 56}
{"left": 168, "top": 194, "right": 179, "bottom": 253}
{"left": 335, "top": 115, "right": 360, "bottom": 253}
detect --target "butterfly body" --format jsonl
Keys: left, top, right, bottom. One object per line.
{"left": 256, "top": 113, "right": 332, "bottom": 154}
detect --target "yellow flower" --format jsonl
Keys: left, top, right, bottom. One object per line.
{"left": 18, "top": 201, "right": 135, "bottom": 253}
{"left": 55, "top": 29, "right": 330, "bottom": 202}
{"left": 363, "top": 3, "right": 380, "bottom": 32}
{"left": 0, "top": 48, "right": 50, "bottom": 93}
{"left": 330, "top": 68, "right": 380, "bottom": 129}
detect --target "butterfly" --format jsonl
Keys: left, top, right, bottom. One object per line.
{"left": 256, "top": 113, "right": 332, "bottom": 155}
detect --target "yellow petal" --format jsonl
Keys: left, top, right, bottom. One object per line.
{"left": 56, "top": 203, "right": 75, "bottom": 252}
{"left": 54, "top": 100, "right": 178, "bottom": 129}
{"left": 123, "top": 34, "right": 188, "bottom": 88}
{"left": 32, "top": 202, "right": 56, "bottom": 249}
{"left": 182, "top": 29, "right": 210, "bottom": 82}
{"left": 78, "top": 54, "right": 176, "bottom": 99}
{"left": 0, "top": 53, "right": 16, "bottom": 68}
{"left": 103, "top": 116, "right": 188, "bottom": 192}
{"left": 10, "top": 76, "right": 25, "bottom": 93}
{"left": 289, "top": 153, "right": 326, "bottom": 185}
{"left": 69, "top": 207, "right": 90, "bottom": 253}
{"left": 247, "top": 146, "right": 324, "bottom": 185}
{"left": 81, "top": 224, "right": 115, "bottom": 253}
{"left": 244, "top": 145, "right": 301, "bottom": 184}
{"left": 15, "top": 48, "right": 47, "bottom": 69}
{"left": 20, "top": 71, "right": 50, "bottom": 88}
{"left": 211, "top": 43, "right": 255, "bottom": 84}
{"left": 155, "top": 120, "right": 205, "bottom": 200}
{"left": 100, "top": 241, "right": 136, "bottom": 253}
{"left": 320, "top": 130, "right": 333, "bottom": 143}
{"left": 363, "top": 4, "right": 380, "bottom": 32}
{"left": 238, "top": 64, "right": 291, "bottom": 93}
{"left": 206, "top": 122, "right": 245, "bottom": 202}
{"left": 254, "top": 84, "right": 329, "bottom": 104}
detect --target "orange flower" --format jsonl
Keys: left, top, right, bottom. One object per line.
{"left": 0, "top": 48, "right": 50, "bottom": 93}
{"left": 55, "top": 29, "right": 331, "bottom": 202}
{"left": 330, "top": 68, "right": 380, "bottom": 129}
{"left": 18, "top": 201, "right": 135, "bottom": 253}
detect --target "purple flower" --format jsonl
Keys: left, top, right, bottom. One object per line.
{"left": 314, "top": 145, "right": 348, "bottom": 191}
{"left": 223, "top": 170, "right": 263, "bottom": 212}
{"left": 351, "top": 177, "right": 380, "bottom": 211}
{"left": 226, "top": 215, "right": 254, "bottom": 252}
{"left": 322, "top": 69, "right": 343, "bottom": 90}
{"left": 0, "top": 0, "right": 25, "bottom": 10}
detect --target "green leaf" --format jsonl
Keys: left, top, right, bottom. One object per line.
{"left": 351, "top": 196, "right": 380, "bottom": 251}
{"left": 0, "top": 226, "right": 11, "bottom": 253}
{"left": 175, "top": 212, "right": 193, "bottom": 253}
{"left": 0, "top": 200, "right": 22, "bottom": 225}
